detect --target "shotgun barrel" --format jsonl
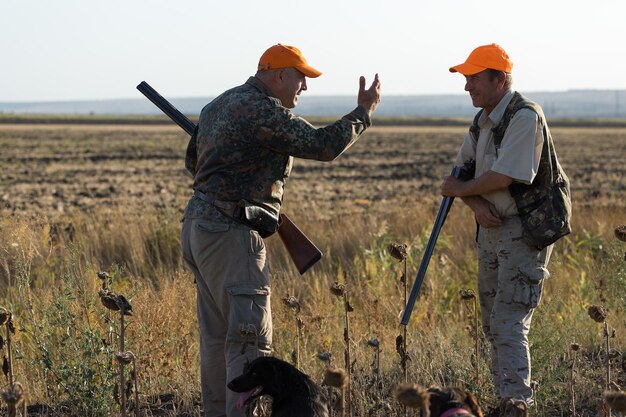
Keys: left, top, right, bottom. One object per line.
{"left": 137, "top": 81, "right": 196, "bottom": 135}
{"left": 400, "top": 165, "right": 462, "bottom": 326}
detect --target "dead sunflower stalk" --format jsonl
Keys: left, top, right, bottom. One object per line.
{"left": 1, "top": 308, "right": 27, "bottom": 417}
{"left": 387, "top": 242, "right": 410, "bottom": 385}
{"left": 97, "top": 273, "right": 134, "bottom": 417}
{"left": 570, "top": 342, "right": 581, "bottom": 416}
{"left": 367, "top": 338, "right": 381, "bottom": 378}
{"left": 330, "top": 281, "right": 353, "bottom": 417}
{"left": 459, "top": 289, "right": 480, "bottom": 385}
{"left": 282, "top": 295, "right": 303, "bottom": 368}
{"left": 588, "top": 304, "right": 613, "bottom": 414}
{"left": 115, "top": 351, "right": 139, "bottom": 417}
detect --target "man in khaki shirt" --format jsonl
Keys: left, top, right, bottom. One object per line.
{"left": 441, "top": 44, "right": 553, "bottom": 412}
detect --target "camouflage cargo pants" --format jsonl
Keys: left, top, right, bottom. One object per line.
{"left": 181, "top": 216, "right": 272, "bottom": 417}
{"left": 477, "top": 215, "right": 553, "bottom": 404}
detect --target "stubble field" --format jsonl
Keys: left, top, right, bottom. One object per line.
{"left": 0, "top": 121, "right": 625, "bottom": 416}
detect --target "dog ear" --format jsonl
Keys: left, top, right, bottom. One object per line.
{"left": 464, "top": 391, "right": 484, "bottom": 417}
{"left": 267, "top": 359, "right": 287, "bottom": 392}
{"left": 426, "top": 386, "right": 446, "bottom": 417}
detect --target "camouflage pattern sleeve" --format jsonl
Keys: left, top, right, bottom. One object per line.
{"left": 255, "top": 98, "right": 371, "bottom": 161}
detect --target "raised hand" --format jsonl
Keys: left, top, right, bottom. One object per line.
{"left": 358, "top": 73, "right": 381, "bottom": 117}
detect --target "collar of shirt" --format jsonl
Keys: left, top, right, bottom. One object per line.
{"left": 478, "top": 89, "right": 514, "bottom": 129}
{"left": 245, "top": 76, "right": 274, "bottom": 97}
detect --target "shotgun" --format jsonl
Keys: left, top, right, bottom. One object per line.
{"left": 400, "top": 165, "right": 462, "bottom": 326}
{"left": 136, "top": 81, "right": 322, "bottom": 274}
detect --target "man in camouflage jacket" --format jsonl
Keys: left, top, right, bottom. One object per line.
{"left": 181, "top": 43, "right": 381, "bottom": 417}
{"left": 440, "top": 44, "right": 569, "bottom": 411}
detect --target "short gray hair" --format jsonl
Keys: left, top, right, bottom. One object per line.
{"left": 487, "top": 69, "right": 513, "bottom": 90}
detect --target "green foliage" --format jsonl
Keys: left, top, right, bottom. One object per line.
{"left": 15, "top": 252, "right": 117, "bottom": 416}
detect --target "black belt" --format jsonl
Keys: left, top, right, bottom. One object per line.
{"left": 194, "top": 191, "right": 239, "bottom": 217}
{"left": 193, "top": 191, "right": 279, "bottom": 237}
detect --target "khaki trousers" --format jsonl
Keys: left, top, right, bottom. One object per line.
{"left": 477, "top": 216, "right": 552, "bottom": 404}
{"left": 181, "top": 216, "right": 272, "bottom": 417}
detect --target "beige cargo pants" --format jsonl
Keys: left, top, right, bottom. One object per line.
{"left": 477, "top": 215, "right": 552, "bottom": 405}
{"left": 181, "top": 216, "right": 272, "bottom": 417}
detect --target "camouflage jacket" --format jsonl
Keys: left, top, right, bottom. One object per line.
{"left": 184, "top": 76, "right": 371, "bottom": 220}
{"left": 470, "top": 92, "right": 572, "bottom": 249}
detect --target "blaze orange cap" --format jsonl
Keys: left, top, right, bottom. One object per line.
{"left": 257, "top": 44, "right": 322, "bottom": 78}
{"left": 449, "top": 43, "right": 513, "bottom": 75}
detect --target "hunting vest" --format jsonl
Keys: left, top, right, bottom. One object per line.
{"left": 470, "top": 92, "right": 572, "bottom": 250}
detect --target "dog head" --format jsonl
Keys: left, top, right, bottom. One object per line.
{"left": 427, "top": 387, "right": 483, "bottom": 417}
{"left": 227, "top": 356, "right": 309, "bottom": 411}
{"left": 394, "top": 384, "right": 483, "bottom": 417}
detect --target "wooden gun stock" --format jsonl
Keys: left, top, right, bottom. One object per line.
{"left": 278, "top": 214, "right": 323, "bottom": 275}
{"left": 136, "top": 80, "right": 323, "bottom": 275}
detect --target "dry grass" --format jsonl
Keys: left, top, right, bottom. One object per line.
{"left": 0, "top": 123, "right": 625, "bottom": 416}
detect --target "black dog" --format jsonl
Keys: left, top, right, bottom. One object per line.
{"left": 228, "top": 356, "right": 328, "bottom": 417}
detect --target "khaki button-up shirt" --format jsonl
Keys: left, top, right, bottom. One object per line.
{"left": 456, "top": 90, "right": 544, "bottom": 217}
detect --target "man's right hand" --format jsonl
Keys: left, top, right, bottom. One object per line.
{"left": 463, "top": 196, "right": 502, "bottom": 228}
{"left": 358, "top": 74, "right": 381, "bottom": 117}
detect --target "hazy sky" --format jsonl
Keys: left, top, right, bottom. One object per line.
{"left": 2, "top": 0, "right": 624, "bottom": 102}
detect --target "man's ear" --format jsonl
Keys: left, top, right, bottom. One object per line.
{"left": 498, "top": 72, "right": 507, "bottom": 89}
{"left": 276, "top": 68, "right": 287, "bottom": 83}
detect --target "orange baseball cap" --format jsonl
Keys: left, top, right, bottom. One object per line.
{"left": 257, "top": 44, "right": 322, "bottom": 78}
{"left": 449, "top": 43, "right": 513, "bottom": 75}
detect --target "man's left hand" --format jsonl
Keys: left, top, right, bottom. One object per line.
{"left": 441, "top": 175, "right": 465, "bottom": 197}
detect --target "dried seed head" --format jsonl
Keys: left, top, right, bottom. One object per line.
{"left": 615, "top": 225, "right": 626, "bottom": 242}
{"left": 1, "top": 382, "right": 24, "bottom": 405}
{"left": 0, "top": 307, "right": 10, "bottom": 326}
{"left": 98, "top": 289, "right": 121, "bottom": 311}
{"left": 367, "top": 338, "right": 380, "bottom": 349}
{"left": 605, "top": 391, "right": 626, "bottom": 412}
{"left": 281, "top": 296, "right": 301, "bottom": 314}
{"left": 115, "top": 351, "right": 136, "bottom": 365}
{"left": 395, "top": 335, "right": 403, "bottom": 350}
{"left": 98, "top": 289, "right": 133, "bottom": 316}
{"left": 387, "top": 243, "right": 408, "bottom": 261}
{"left": 588, "top": 305, "right": 608, "bottom": 323}
{"left": 316, "top": 352, "right": 332, "bottom": 363}
{"left": 322, "top": 367, "right": 348, "bottom": 389}
{"left": 393, "top": 383, "right": 429, "bottom": 409}
{"left": 330, "top": 282, "right": 346, "bottom": 297}
{"left": 459, "top": 289, "right": 476, "bottom": 300}
{"left": 570, "top": 343, "right": 581, "bottom": 351}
